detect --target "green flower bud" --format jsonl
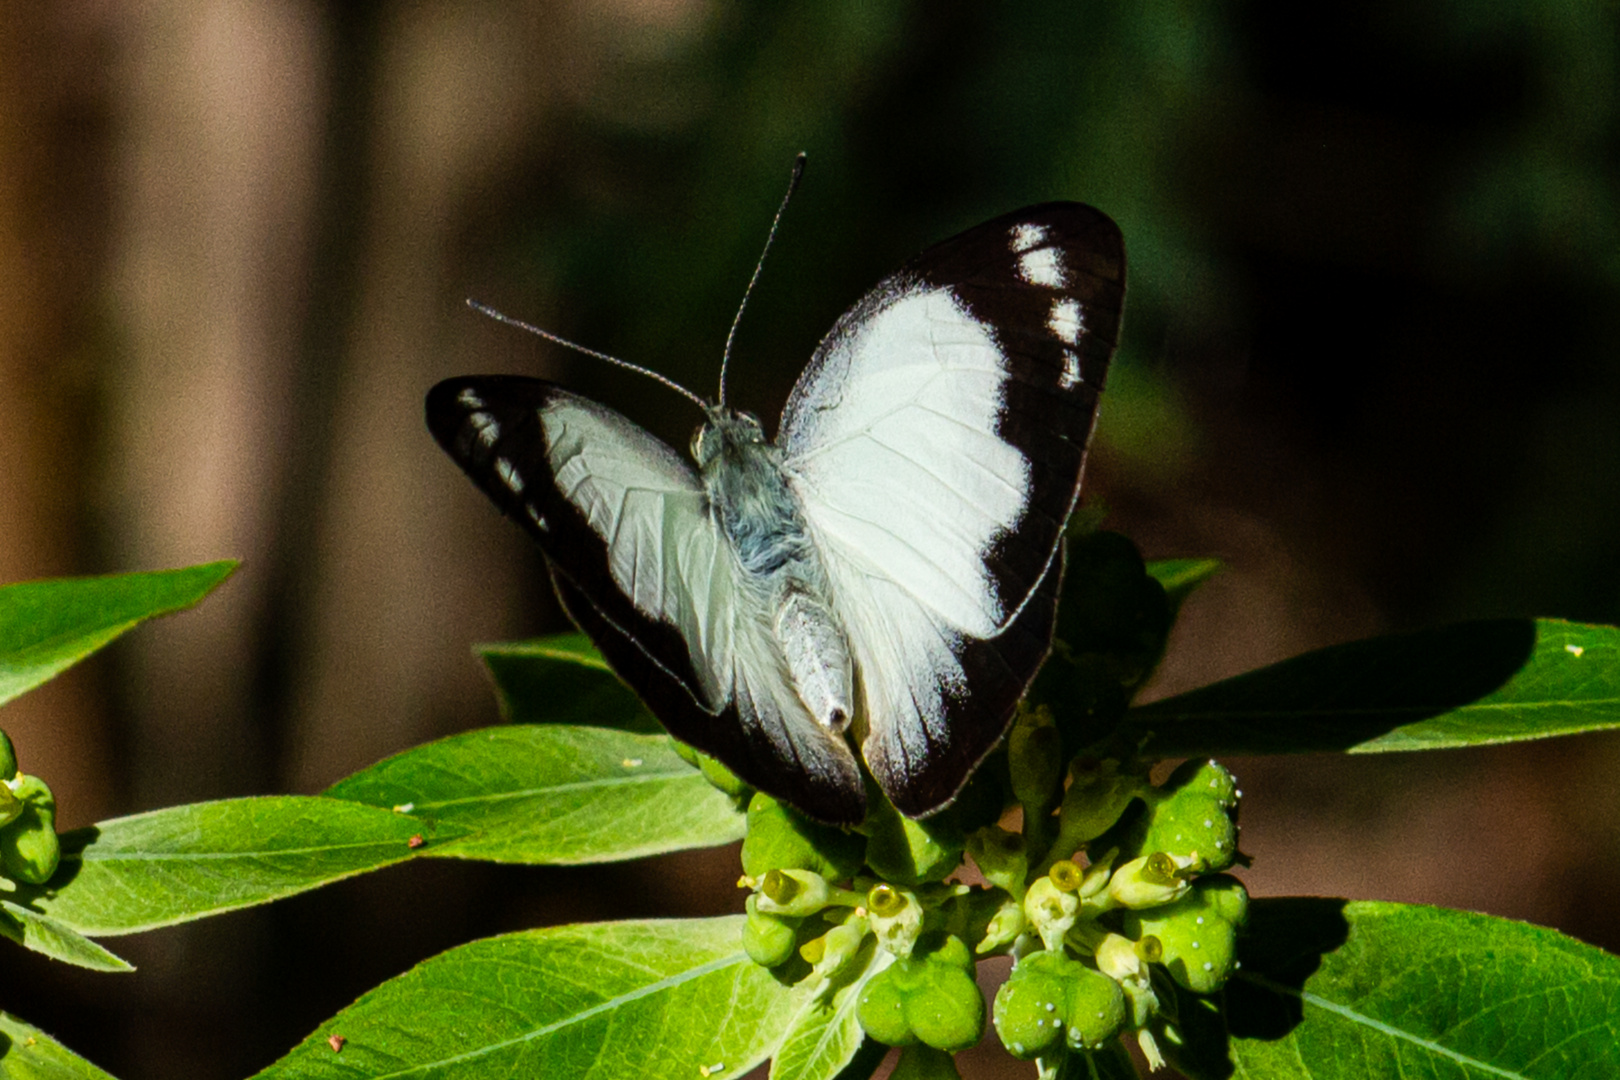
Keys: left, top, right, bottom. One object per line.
{"left": 1022, "top": 877, "right": 1078, "bottom": 953}
{"left": 857, "top": 936, "right": 985, "bottom": 1052}
{"left": 1057, "top": 759, "right": 1143, "bottom": 847}
{"left": 1008, "top": 705, "right": 1063, "bottom": 810}
{"left": 993, "top": 950, "right": 1126, "bottom": 1059}
{"left": 742, "top": 894, "right": 799, "bottom": 968}
{"left": 902, "top": 963, "right": 984, "bottom": 1052}
{"left": 742, "top": 792, "right": 865, "bottom": 881}
{"left": 965, "top": 826, "right": 1027, "bottom": 896}
{"left": 1093, "top": 933, "right": 1159, "bottom": 1029}
{"left": 821, "top": 915, "right": 873, "bottom": 972}
{"left": 975, "top": 896, "right": 1025, "bottom": 955}
{"left": 803, "top": 913, "right": 873, "bottom": 1001}
{"left": 993, "top": 950, "right": 1074, "bottom": 1059}
{"left": 926, "top": 933, "right": 975, "bottom": 974}
{"left": 868, "top": 883, "right": 926, "bottom": 958}
{"left": 0, "top": 782, "right": 20, "bottom": 830}
{"left": 1122, "top": 874, "right": 1248, "bottom": 993}
{"left": 857, "top": 962, "right": 916, "bottom": 1046}
{"left": 1105, "top": 852, "right": 1192, "bottom": 910}
{"left": 1139, "top": 759, "right": 1239, "bottom": 873}
{"left": 0, "top": 774, "right": 59, "bottom": 885}
{"left": 0, "top": 730, "right": 16, "bottom": 778}
{"left": 1063, "top": 960, "right": 1130, "bottom": 1052}
{"left": 755, "top": 868, "right": 834, "bottom": 917}
{"left": 863, "top": 798, "right": 964, "bottom": 887}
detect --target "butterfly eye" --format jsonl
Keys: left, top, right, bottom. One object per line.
{"left": 691, "top": 425, "right": 713, "bottom": 463}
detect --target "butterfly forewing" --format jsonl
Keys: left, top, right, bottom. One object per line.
{"left": 425, "top": 376, "right": 866, "bottom": 823}
{"left": 780, "top": 202, "right": 1123, "bottom": 816}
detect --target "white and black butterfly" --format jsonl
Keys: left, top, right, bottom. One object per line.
{"left": 428, "top": 194, "right": 1124, "bottom": 826}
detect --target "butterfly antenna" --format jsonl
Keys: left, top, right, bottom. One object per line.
{"left": 466, "top": 299, "right": 709, "bottom": 412}
{"left": 718, "top": 152, "right": 807, "bottom": 408}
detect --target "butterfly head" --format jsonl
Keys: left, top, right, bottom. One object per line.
{"left": 692, "top": 406, "right": 767, "bottom": 470}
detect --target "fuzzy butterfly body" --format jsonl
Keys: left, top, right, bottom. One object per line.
{"left": 428, "top": 201, "right": 1125, "bottom": 825}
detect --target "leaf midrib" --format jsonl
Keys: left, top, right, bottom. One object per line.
{"left": 361, "top": 952, "right": 749, "bottom": 1079}
{"left": 1236, "top": 971, "right": 1527, "bottom": 1079}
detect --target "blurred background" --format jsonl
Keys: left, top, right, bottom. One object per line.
{"left": 2, "top": 1, "right": 1617, "bottom": 1077}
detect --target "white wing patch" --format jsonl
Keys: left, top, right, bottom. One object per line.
{"left": 817, "top": 552, "right": 965, "bottom": 769}
{"left": 783, "top": 285, "right": 1028, "bottom": 638}
{"left": 539, "top": 399, "right": 737, "bottom": 709}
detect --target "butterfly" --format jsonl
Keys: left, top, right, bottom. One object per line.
{"left": 427, "top": 188, "right": 1124, "bottom": 826}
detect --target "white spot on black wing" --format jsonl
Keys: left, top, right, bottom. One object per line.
{"left": 1060, "top": 350, "right": 1081, "bottom": 390}
{"left": 469, "top": 411, "right": 500, "bottom": 447}
{"left": 1010, "top": 222, "right": 1048, "bottom": 252}
{"left": 496, "top": 456, "right": 523, "bottom": 493}
{"left": 456, "top": 387, "right": 485, "bottom": 408}
{"left": 1048, "top": 297, "right": 1083, "bottom": 345}
{"left": 1020, "top": 249, "right": 1063, "bottom": 287}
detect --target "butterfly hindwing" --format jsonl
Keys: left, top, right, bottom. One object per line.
{"left": 779, "top": 203, "right": 1124, "bottom": 817}
{"left": 426, "top": 376, "right": 866, "bottom": 823}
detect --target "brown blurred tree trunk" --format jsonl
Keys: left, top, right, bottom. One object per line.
{"left": 0, "top": 6, "right": 115, "bottom": 827}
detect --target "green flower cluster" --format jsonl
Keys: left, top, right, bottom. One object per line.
{"left": 984, "top": 752, "right": 1247, "bottom": 1072}
{"left": 0, "top": 730, "right": 60, "bottom": 886}
{"left": 722, "top": 531, "right": 1247, "bottom": 1075}
{"left": 733, "top": 745, "right": 1248, "bottom": 1075}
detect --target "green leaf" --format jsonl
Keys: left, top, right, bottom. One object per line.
{"left": 0, "top": 562, "right": 237, "bottom": 708}
{"left": 771, "top": 947, "right": 890, "bottom": 1080}
{"left": 325, "top": 725, "right": 746, "bottom": 864}
{"left": 1171, "top": 899, "right": 1620, "bottom": 1079}
{"left": 1145, "top": 557, "right": 1221, "bottom": 621}
{"left": 25, "top": 796, "right": 454, "bottom": 936}
{"left": 1034, "top": 532, "right": 1171, "bottom": 749}
{"left": 477, "top": 633, "right": 656, "bottom": 730}
{"left": 1123, "top": 618, "right": 1620, "bottom": 756}
{"left": 253, "top": 917, "right": 801, "bottom": 1080}
{"left": 0, "top": 900, "right": 132, "bottom": 971}
{"left": 0, "top": 1011, "right": 118, "bottom": 1080}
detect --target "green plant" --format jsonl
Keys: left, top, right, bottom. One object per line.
{"left": 2, "top": 530, "right": 1618, "bottom": 1079}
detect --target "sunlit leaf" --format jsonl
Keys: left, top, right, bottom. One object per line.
{"left": 771, "top": 947, "right": 890, "bottom": 1080}
{"left": 1125, "top": 619, "right": 1620, "bottom": 756}
{"left": 325, "top": 724, "right": 745, "bottom": 864}
{"left": 253, "top": 917, "right": 801, "bottom": 1080}
{"left": 0, "top": 562, "right": 237, "bottom": 708}
{"left": 28, "top": 797, "right": 453, "bottom": 936}
{"left": 0, "top": 900, "right": 132, "bottom": 971}
{"left": 1170, "top": 899, "right": 1620, "bottom": 1079}
{"left": 0, "top": 1010, "right": 119, "bottom": 1080}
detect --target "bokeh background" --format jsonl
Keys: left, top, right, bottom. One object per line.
{"left": 2, "top": 2, "right": 1618, "bottom": 1077}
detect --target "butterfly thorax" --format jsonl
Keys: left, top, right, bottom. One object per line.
{"left": 694, "top": 408, "right": 855, "bottom": 735}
